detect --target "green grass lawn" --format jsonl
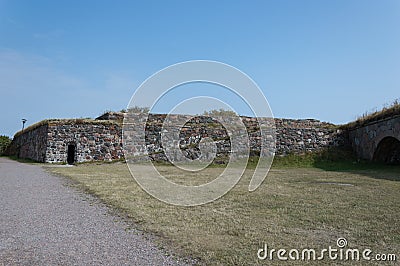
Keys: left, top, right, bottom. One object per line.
{"left": 47, "top": 162, "right": 400, "bottom": 265}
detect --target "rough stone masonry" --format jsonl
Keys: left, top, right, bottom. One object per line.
{"left": 7, "top": 112, "right": 348, "bottom": 164}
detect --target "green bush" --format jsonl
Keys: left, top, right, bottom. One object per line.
{"left": 202, "top": 108, "right": 237, "bottom": 117}
{"left": 0, "top": 135, "right": 11, "bottom": 155}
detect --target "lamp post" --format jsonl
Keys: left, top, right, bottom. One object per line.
{"left": 22, "top": 119, "right": 27, "bottom": 130}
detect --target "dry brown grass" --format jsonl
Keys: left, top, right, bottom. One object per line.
{"left": 344, "top": 99, "right": 400, "bottom": 129}
{"left": 47, "top": 163, "right": 400, "bottom": 265}
{"left": 13, "top": 118, "right": 121, "bottom": 138}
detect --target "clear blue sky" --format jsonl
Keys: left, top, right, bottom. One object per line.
{"left": 1, "top": 0, "right": 399, "bottom": 137}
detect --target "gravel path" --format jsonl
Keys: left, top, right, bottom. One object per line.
{"left": 0, "top": 158, "right": 188, "bottom": 265}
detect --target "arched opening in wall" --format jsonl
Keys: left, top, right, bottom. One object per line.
{"left": 373, "top": 136, "right": 400, "bottom": 165}
{"left": 67, "top": 144, "right": 76, "bottom": 164}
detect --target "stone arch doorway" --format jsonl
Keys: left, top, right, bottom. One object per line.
{"left": 67, "top": 143, "right": 76, "bottom": 164}
{"left": 373, "top": 136, "right": 400, "bottom": 164}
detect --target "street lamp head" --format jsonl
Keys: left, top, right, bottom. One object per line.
{"left": 21, "top": 118, "right": 27, "bottom": 130}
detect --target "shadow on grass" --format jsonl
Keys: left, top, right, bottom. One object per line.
{"left": 314, "top": 161, "right": 400, "bottom": 181}
{"left": 272, "top": 148, "right": 400, "bottom": 182}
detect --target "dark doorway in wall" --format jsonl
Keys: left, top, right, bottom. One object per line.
{"left": 373, "top": 136, "right": 400, "bottom": 165}
{"left": 67, "top": 144, "right": 76, "bottom": 164}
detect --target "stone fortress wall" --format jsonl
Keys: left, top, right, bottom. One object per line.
{"left": 7, "top": 113, "right": 348, "bottom": 163}
{"left": 125, "top": 114, "right": 347, "bottom": 162}
{"left": 45, "top": 122, "right": 123, "bottom": 163}
{"left": 8, "top": 119, "right": 124, "bottom": 163}
{"left": 348, "top": 115, "right": 400, "bottom": 162}
{"left": 7, "top": 123, "right": 49, "bottom": 162}
{"left": 274, "top": 118, "right": 347, "bottom": 154}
